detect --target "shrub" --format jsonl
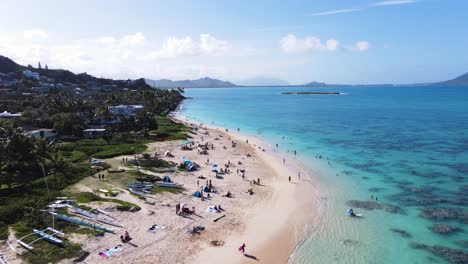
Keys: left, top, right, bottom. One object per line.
{"left": 0, "top": 221, "right": 8, "bottom": 240}
{"left": 178, "top": 162, "right": 187, "bottom": 170}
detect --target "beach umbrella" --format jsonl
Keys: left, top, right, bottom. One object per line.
{"left": 211, "top": 164, "right": 218, "bottom": 167}
{"left": 211, "top": 169, "right": 218, "bottom": 173}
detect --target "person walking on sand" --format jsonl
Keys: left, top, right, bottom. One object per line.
{"left": 283, "top": 158, "right": 285, "bottom": 164}
{"left": 176, "top": 203, "right": 180, "bottom": 215}
{"left": 288, "top": 176, "right": 291, "bottom": 182}
{"left": 239, "top": 243, "right": 246, "bottom": 255}
{"left": 298, "top": 172, "right": 301, "bottom": 180}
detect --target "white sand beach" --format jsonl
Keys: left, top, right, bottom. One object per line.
{"left": 1, "top": 120, "right": 321, "bottom": 264}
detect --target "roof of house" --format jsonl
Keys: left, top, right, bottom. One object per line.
{"left": 83, "top": 128, "right": 106, "bottom": 132}
{"left": 0, "top": 111, "right": 21, "bottom": 117}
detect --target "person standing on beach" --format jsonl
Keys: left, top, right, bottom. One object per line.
{"left": 283, "top": 158, "right": 285, "bottom": 164}
{"left": 176, "top": 203, "right": 180, "bottom": 215}
{"left": 298, "top": 172, "right": 301, "bottom": 180}
{"left": 288, "top": 176, "right": 291, "bottom": 182}
{"left": 239, "top": 243, "right": 246, "bottom": 255}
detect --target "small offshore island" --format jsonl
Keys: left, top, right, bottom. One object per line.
{"left": 282, "top": 91, "right": 341, "bottom": 95}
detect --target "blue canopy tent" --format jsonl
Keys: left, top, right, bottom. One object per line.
{"left": 193, "top": 191, "right": 202, "bottom": 198}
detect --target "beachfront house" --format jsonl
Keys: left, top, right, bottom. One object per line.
{"left": 0, "top": 111, "right": 21, "bottom": 119}
{"left": 24, "top": 129, "right": 58, "bottom": 141}
{"left": 109, "top": 105, "right": 144, "bottom": 117}
{"left": 83, "top": 128, "right": 107, "bottom": 138}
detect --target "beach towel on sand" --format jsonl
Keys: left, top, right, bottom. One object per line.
{"left": 99, "top": 246, "right": 122, "bottom": 258}
{"left": 206, "top": 206, "right": 220, "bottom": 213}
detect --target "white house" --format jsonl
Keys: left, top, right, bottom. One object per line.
{"left": 23, "top": 70, "right": 40, "bottom": 80}
{"left": 83, "top": 128, "right": 107, "bottom": 138}
{"left": 0, "top": 111, "right": 21, "bottom": 119}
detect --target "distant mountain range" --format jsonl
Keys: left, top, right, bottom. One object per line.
{"left": 2, "top": 54, "right": 467, "bottom": 88}
{"left": 145, "top": 72, "right": 468, "bottom": 88}
{"left": 145, "top": 77, "right": 236, "bottom": 88}
{"left": 433, "top": 72, "right": 468, "bottom": 86}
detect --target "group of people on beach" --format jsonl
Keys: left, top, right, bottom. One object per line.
{"left": 97, "top": 173, "right": 105, "bottom": 181}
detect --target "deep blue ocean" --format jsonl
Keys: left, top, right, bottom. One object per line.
{"left": 176, "top": 86, "right": 468, "bottom": 264}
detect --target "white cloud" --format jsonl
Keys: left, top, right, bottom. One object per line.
{"left": 347, "top": 41, "right": 370, "bottom": 51}
{"left": 149, "top": 34, "right": 228, "bottom": 59}
{"left": 326, "top": 38, "right": 339, "bottom": 51}
{"left": 120, "top": 32, "right": 145, "bottom": 46}
{"left": 151, "top": 36, "right": 197, "bottom": 59}
{"left": 310, "top": 8, "right": 361, "bottom": 16}
{"left": 371, "top": 0, "right": 418, "bottom": 6}
{"left": 200, "top": 34, "right": 228, "bottom": 54}
{"left": 356, "top": 41, "right": 370, "bottom": 51}
{"left": 96, "top": 36, "right": 116, "bottom": 44}
{"left": 280, "top": 34, "right": 339, "bottom": 53}
{"left": 310, "top": 0, "right": 419, "bottom": 16}
{"left": 23, "top": 29, "right": 48, "bottom": 41}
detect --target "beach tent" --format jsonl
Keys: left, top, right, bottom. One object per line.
{"left": 184, "top": 160, "right": 191, "bottom": 165}
{"left": 181, "top": 141, "right": 190, "bottom": 146}
{"left": 211, "top": 164, "right": 218, "bottom": 168}
{"left": 203, "top": 186, "right": 210, "bottom": 192}
{"left": 211, "top": 169, "right": 218, "bottom": 173}
{"left": 163, "top": 176, "right": 171, "bottom": 183}
{"left": 193, "top": 191, "right": 201, "bottom": 198}
{"left": 187, "top": 163, "right": 197, "bottom": 171}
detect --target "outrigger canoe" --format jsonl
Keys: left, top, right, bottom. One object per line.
{"left": 33, "top": 229, "right": 63, "bottom": 245}
{"left": 155, "top": 182, "right": 184, "bottom": 189}
{"left": 67, "top": 206, "right": 123, "bottom": 227}
{"left": 128, "top": 188, "right": 149, "bottom": 197}
{"left": 49, "top": 212, "right": 114, "bottom": 233}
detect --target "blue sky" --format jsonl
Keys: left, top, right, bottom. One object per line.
{"left": 0, "top": 0, "right": 467, "bottom": 84}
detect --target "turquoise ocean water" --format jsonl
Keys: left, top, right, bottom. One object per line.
{"left": 176, "top": 86, "right": 468, "bottom": 264}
